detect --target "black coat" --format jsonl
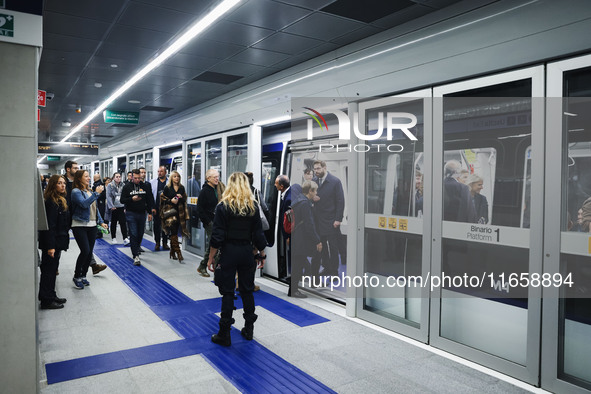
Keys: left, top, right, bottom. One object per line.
{"left": 39, "top": 199, "right": 70, "bottom": 251}
{"left": 210, "top": 203, "right": 267, "bottom": 252}
{"left": 313, "top": 172, "right": 345, "bottom": 236}
{"left": 291, "top": 197, "right": 321, "bottom": 256}
{"left": 473, "top": 193, "right": 489, "bottom": 224}
{"left": 197, "top": 183, "right": 218, "bottom": 226}
{"left": 443, "top": 177, "right": 476, "bottom": 223}
{"left": 92, "top": 180, "right": 107, "bottom": 217}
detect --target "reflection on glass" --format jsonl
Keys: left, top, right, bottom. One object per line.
{"left": 227, "top": 134, "right": 248, "bottom": 176}
{"left": 559, "top": 70, "right": 591, "bottom": 387}
{"left": 146, "top": 153, "right": 153, "bottom": 182}
{"left": 129, "top": 156, "right": 136, "bottom": 170}
{"left": 440, "top": 80, "right": 532, "bottom": 365}
{"left": 206, "top": 139, "right": 222, "bottom": 180}
{"left": 187, "top": 142, "right": 203, "bottom": 252}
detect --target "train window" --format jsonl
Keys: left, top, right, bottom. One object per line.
{"left": 145, "top": 153, "right": 153, "bottom": 181}
{"left": 129, "top": 155, "right": 136, "bottom": 170}
{"left": 205, "top": 139, "right": 222, "bottom": 178}
{"left": 227, "top": 133, "right": 248, "bottom": 176}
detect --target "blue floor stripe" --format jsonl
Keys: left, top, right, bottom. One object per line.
{"left": 46, "top": 238, "right": 333, "bottom": 392}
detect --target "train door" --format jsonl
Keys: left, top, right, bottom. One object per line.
{"left": 185, "top": 139, "right": 204, "bottom": 256}
{"left": 355, "top": 91, "right": 432, "bottom": 342}
{"left": 431, "top": 67, "right": 544, "bottom": 384}
{"left": 543, "top": 54, "right": 591, "bottom": 393}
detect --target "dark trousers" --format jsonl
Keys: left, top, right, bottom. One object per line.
{"left": 39, "top": 250, "right": 61, "bottom": 303}
{"left": 72, "top": 226, "right": 97, "bottom": 278}
{"left": 199, "top": 223, "right": 213, "bottom": 269}
{"left": 214, "top": 243, "right": 257, "bottom": 324}
{"left": 153, "top": 208, "right": 168, "bottom": 245}
{"left": 110, "top": 207, "right": 128, "bottom": 239}
{"left": 126, "top": 210, "right": 146, "bottom": 258}
{"left": 311, "top": 232, "right": 341, "bottom": 277}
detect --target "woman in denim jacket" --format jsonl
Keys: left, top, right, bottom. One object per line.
{"left": 71, "top": 170, "right": 108, "bottom": 289}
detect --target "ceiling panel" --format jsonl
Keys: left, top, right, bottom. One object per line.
{"left": 43, "top": 33, "right": 100, "bottom": 53}
{"left": 200, "top": 20, "right": 274, "bottom": 47}
{"left": 229, "top": 48, "right": 290, "bottom": 67}
{"left": 117, "top": 2, "right": 195, "bottom": 34}
{"left": 210, "top": 60, "right": 269, "bottom": 77}
{"left": 44, "top": 0, "right": 125, "bottom": 22}
{"left": 371, "top": 4, "right": 433, "bottom": 29}
{"left": 273, "top": 0, "right": 337, "bottom": 11}
{"left": 284, "top": 13, "right": 365, "bottom": 41}
{"left": 227, "top": 0, "right": 311, "bottom": 30}
{"left": 149, "top": 64, "right": 204, "bottom": 80}
{"left": 96, "top": 43, "right": 155, "bottom": 63}
{"left": 133, "top": 0, "right": 217, "bottom": 15}
{"left": 329, "top": 24, "right": 382, "bottom": 46}
{"left": 180, "top": 39, "right": 246, "bottom": 60}
{"left": 253, "top": 32, "right": 324, "bottom": 55}
{"left": 105, "top": 24, "right": 175, "bottom": 50}
{"left": 40, "top": 49, "right": 93, "bottom": 66}
{"left": 164, "top": 52, "right": 220, "bottom": 71}
{"left": 43, "top": 11, "right": 111, "bottom": 41}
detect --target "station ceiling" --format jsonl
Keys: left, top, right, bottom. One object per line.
{"left": 38, "top": 0, "right": 462, "bottom": 163}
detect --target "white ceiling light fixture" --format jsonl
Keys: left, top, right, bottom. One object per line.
{"left": 128, "top": 99, "right": 141, "bottom": 104}
{"left": 59, "top": 0, "right": 242, "bottom": 144}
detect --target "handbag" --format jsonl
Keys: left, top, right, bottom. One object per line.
{"left": 255, "top": 189, "right": 270, "bottom": 231}
{"left": 162, "top": 205, "right": 178, "bottom": 219}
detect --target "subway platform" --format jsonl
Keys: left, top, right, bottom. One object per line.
{"left": 38, "top": 234, "right": 544, "bottom": 393}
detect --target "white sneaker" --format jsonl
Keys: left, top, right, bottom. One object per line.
{"left": 133, "top": 256, "right": 141, "bottom": 266}
{"left": 112, "top": 238, "right": 118, "bottom": 244}
{"left": 124, "top": 238, "right": 130, "bottom": 246}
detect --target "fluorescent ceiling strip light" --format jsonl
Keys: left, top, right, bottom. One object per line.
{"left": 59, "top": 0, "right": 241, "bottom": 144}
{"left": 37, "top": 155, "right": 47, "bottom": 164}
{"left": 253, "top": 115, "right": 291, "bottom": 126}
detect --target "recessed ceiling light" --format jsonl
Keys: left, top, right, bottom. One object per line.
{"left": 128, "top": 99, "right": 141, "bottom": 104}
{"left": 94, "top": 82, "right": 103, "bottom": 88}
{"left": 110, "top": 64, "right": 118, "bottom": 68}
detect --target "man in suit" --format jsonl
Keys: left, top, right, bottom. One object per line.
{"left": 275, "top": 175, "right": 291, "bottom": 280}
{"left": 312, "top": 160, "right": 345, "bottom": 278}
{"left": 443, "top": 160, "right": 476, "bottom": 223}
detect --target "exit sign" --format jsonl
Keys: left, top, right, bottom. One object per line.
{"left": 47, "top": 156, "right": 61, "bottom": 161}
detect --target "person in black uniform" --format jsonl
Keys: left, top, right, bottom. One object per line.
{"left": 38, "top": 175, "right": 70, "bottom": 309}
{"left": 207, "top": 172, "right": 267, "bottom": 346}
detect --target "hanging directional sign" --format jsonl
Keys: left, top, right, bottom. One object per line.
{"left": 38, "top": 142, "right": 99, "bottom": 155}
{"left": 103, "top": 110, "right": 139, "bottom": 124}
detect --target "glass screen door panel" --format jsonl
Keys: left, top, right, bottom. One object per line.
{"left": 432, "top": 68, "right": 545, "bottom": 386}
{"left": 206, "top": 139, "right": 222, "bottom": 177}
{"left": 356, "top": 93, "right": 432, "bottom": 341}
{"left": 186, "top": 141, "right": 204, "bottom": 254}
{"left": 557, "top": 67, "right": 591, "bottom": 389}
{"left": 226, "top": 133, "right": 248, "bottom": 176}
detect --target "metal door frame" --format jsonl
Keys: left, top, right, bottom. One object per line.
{"left": 354, "top": 89, "right": 432, "bottom": 343}
{"left": 430, "top": 66, "right": 544, "bottom": 384}
{"left": 542, "top": 53, "right": 591, "bottom": 394}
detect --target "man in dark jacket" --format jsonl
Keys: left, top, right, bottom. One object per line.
{"left": 121, "top": 169, "right": 153, "bottom": 266}
{"left": 196, "top": 168, "right": 220, "bottom": 277}
{"left": 289, "top": 182, "right": 322, "bottom": 298}
{"left": 312, "top": 160, "right": 345, "bottom": 278}
{"left": 92, "top": 174, "right": 106, "bottom": 239}
{"left": 275, "top": 175, "right": 291, "bottom": 279}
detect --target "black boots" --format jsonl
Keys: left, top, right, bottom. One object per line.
{"left": 240, "top": 313, "right": 257, "bottom": 341}
{"left": 211, "top": 318, "right": 234, "bottom": 347}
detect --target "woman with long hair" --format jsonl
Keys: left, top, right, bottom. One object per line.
{"left": 207, "top": 172, "right": 267, "bottom": 346}
{"left": 71, "top": 170, "right": 108, "bottom": 289}
{"left": 160, "top": 170, "right": 189, "bottom": 261}
{"left": 38, "top": 175, "right": 70, "bottom": 309}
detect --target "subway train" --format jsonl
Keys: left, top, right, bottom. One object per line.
{"left": 61, "top": 1, "right": 591, "bottom": 392}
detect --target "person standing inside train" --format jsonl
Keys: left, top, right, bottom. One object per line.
{"left": 106, "top": 172, "right": 130, "bottom": 245}
{"left": 150, "top": 166, "right": 169, "bottom": 251}
{"left": 70, "top": 170, "right": 108, "bottom": 289}
{"left": 443, "top": 160, "right": 476, "bottom": 223}
{"left": 196, "top": 169, "right": 220, "bottom": 277}
{"left": 160, "top": 170, "right": 190, "bottom": 262}
{"left": 38, "top": 175, "right": 70, "bottom": 309}
{"left": 577, "top": 197, "right": 591, "bottom": 232}
{"left": 275, "top": 175, "right": 291, "bottom": 279}
{"left": 121, "top": 169, "right": 153, "bottom": 266}
{"left": 466, "top": 174, "right": 489, "bottom": 224}
{"left": 289, "top": 181, "right": 322, "bottom": 298}
{"left": 311, "top": 160, "right": 345, "bottom": 279}
{"left": 207, "top": 172, "right": 267, "bottom": 346}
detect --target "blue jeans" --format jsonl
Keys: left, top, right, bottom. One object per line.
{"left": 126, "top": 210, "right": 146, "bottom": 257}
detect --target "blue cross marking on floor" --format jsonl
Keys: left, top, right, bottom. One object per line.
{"left": 45, "top": 239, "right": 334, "bottom": 393}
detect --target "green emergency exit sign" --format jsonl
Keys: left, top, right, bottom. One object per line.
{"left": 0, "top": 13, "right": 14, "bottom": 37}
{"left": 47, "top": 156, "right": 61, "bottom": 161}
{"left": 103, "top": 110, "right": 139, "bottom": 124}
